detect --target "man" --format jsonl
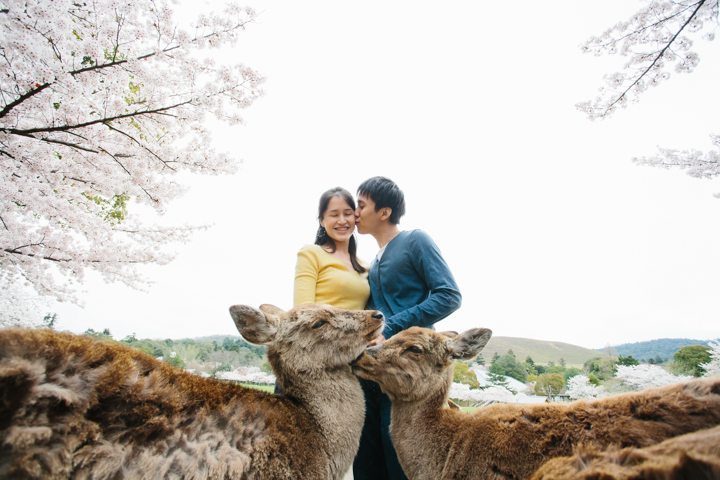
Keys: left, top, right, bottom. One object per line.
{"left": 353, "top": 176, "right": 462, "bottom": 480}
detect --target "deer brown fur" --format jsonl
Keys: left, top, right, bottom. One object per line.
{"left": 0, "top": 303, "right": 384, "bottom": 479}
{"left": 351, "top": 326, "right": 720, "bottom": 480}
{"left": 531, "top": 424, "right": 720, "bottom": 479}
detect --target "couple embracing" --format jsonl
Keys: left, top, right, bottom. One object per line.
{"left": 293, "top": 176, "right": 462, "bottom": 480}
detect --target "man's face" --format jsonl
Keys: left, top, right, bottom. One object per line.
{"left": 355, "top": 194, "right": 382, "bottom": 235}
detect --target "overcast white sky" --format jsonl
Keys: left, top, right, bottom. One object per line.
{"left": 55, "top": 0, "right": 720, "bottom": 349}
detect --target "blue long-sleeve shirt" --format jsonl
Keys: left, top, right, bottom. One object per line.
{"left": 367, "top": 230, "right": 462, "bottom": 338}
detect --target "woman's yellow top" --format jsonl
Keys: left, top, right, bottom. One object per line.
{"left": 293, "top": 244, "right": 370, "bottom": 310}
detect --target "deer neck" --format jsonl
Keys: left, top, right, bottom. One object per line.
{"left": 390, "top": 387, "right": 453, "bottom": 480}
{"left": 280, "top": 365, "right": 365, "bottom": 478}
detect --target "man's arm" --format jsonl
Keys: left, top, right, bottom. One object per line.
{"left": 384, "top": 230, "right": 461, "bottom": 337}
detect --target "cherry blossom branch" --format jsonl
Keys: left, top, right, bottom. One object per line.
{"left": 0, "top": 82, "right": 51, "bottom": 119}
{"left": 0, "top": 17, "right": 254, "bottom": 120}
{"left": 3, "top": 247, "right": 152, "bottom": 264}
{"left": 5, "top": 101, "right": 191, "bottom": 135}
{"left": 104, "top": 122, "right": 176, "bottom": 171}
{"left": 603, "top": 0, "right": 706, "bottom": 116}
{"left": 12, "top": 130, "right": 100, "bottom": 153}
{"left": 602, "top": 2, "right": 701, "bottom": 48}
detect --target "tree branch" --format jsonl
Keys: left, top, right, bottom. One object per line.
{"left": 5, "top": 100, "right": 191, "bottom": 135}
{"left": 0, "top": 82, "right": 51, "bottom": 119}
{"left": 98, "top": 146, "right": 132, "bottom": 176}
{"left": 12, "top": 130, "right": 100, "bottom": 153}
{"left": 104, "top": 122, "right": 176, "bottom": 171}
{"left": 602, "top": 0, "right": 707, "bottom": 116}
{"left": 0, "top": 17, "right": 254, "bottom": 119}
{"left": 3, "top": 247, "right": 150, "bottom": 264}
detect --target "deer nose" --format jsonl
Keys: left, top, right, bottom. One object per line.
{"left": 372, "top": 312, "right": 384, "bottom": 320}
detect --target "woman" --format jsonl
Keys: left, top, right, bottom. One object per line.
{"left": 294, "top": 187, "right": 369, "bottom": 309}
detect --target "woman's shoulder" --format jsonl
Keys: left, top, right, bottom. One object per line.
{"left": 297, "top": 244, "right": 325, "bottom": 254}
{"left": 296, "top": 244, "right": 325, "bottom": 261}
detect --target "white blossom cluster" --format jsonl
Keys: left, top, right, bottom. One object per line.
{"left": 449, "top": 383, "right": 517, "bottom": 405}
{"left": 564, "top": 374, "right": 605, "bottom": 400}
{"left": 578, "top": 0, "right": 718, "bottom": 119}
{"left": 701, "top": 340, "right": 720, "bottom": 377}
{"left": 633, "top": 135, "right": 720, "bottom": 196}
{"left": 615, "top": 364, "right": 692, "bottom": 389}
{"left": 215, "top": 366, "right": 275, "bottom": 385}
{"left": 578, "top": 1, "right": 720, "bottom": 195}
{"left": 0, "top": 0, "right": 263, "bottom": 324}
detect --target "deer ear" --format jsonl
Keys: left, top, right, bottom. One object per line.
{"left": 259, "top": 304, "right": 285, "bottom": 320}
{"left": 448, "top": 328, "right": 492, "bottom": 360}
{"left": 438, "top": 331, "right": 459, "bottom": 339}
{"left": 229, "top": 305, "right": 279, "bottom": 344}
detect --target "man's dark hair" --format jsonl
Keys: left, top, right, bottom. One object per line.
{"left": 357, "top": 176, "right": 406, "bottom": 225}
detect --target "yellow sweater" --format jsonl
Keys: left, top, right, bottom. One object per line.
{"left": 293, "top": 244, "right": 370, "bottom": 310}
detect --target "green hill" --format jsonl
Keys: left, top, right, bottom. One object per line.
{"left": 481, "top": 336, "right": 599, "bottom": 368}
{"left": 602, "top": 338, "right": 712, "bottom": 363}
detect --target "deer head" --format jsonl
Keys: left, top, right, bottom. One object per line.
{"left": 352, "top": 327, "right": 492, "bottom": 403}
{"left": 229, "top": 304, "right": 385, "bottom": 374}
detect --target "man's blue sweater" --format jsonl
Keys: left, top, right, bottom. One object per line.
{"left": 367, "top": 230, "right": 462, "bottom": 338}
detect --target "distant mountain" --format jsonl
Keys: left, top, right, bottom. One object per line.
{"left": 601, "top": 338, "right": 712, "bottom": 363}
{"left": 482, "top": 336, "right": 599, "bottom": 368}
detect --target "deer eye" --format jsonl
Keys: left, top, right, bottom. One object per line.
{"left": 312, "top": 319, "right": 328, "bottom": 329}
{"left": 404, "top": 345, "right": 423, "bottom": 354}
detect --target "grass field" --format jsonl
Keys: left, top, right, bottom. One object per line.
{"left": 241, "top": 383, "right": 275, "bottom": 393}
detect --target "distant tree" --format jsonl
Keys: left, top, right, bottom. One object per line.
{"left": 534, "top": 373, "right": 565, "bottom": 400}
{"left": 83, "top": 328, "right": 112, "bottom": 339}
{"left": 672, "top": 345, "right": 712, "bottom": 377}
{"left": 524, "top": 356, "right": 537, "bottom": 376}
{"left": 583, "top": 356, "right": 617, "bottom": 381}
{"left": 453, "top": 362, "right": 480, "bottom": 388}
{"left": 490, "top": 350, "right": 528, "bottom": 382}
{"left": 565, "top": 374, "right": 604, "bottom": 400}
{"left": 701, "top": 340, "right": 720, "bottom": 377}
{"left": 616, "top": 364, "right": 692, "bottom": 390}
{"left": 562, "top": 367, "right": 583, "bottom": 382}
{"left": 617, "top": 355, "right": 640, "bottom": 366}
{"left": 0, "top": 0, "right": 263, "bottom": 325}
{"left": 42, "top": 312, "right": 57, "bottom": 329}
{"left": 579, "top": 0, "right": 720, "bottom": 196}
{"left": 647, "top": 354, "right": 666, "bottom": 365}
{"left": 487, "top": 372, "right": 514, "bottom": 394}
{"left": 165, "top": 352, "right": 185, "bottom": 369}
{"left": 122, "top": 333, "right": 138, "bottom": 343}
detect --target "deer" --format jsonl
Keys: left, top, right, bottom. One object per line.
{"left": 531, "top": 423, "right": 720, "bottom": 479}
{"left": 0, "top": 303, "right": 384, "bottom": 479}
{"left": 351, "top": 326, "right": 720, "bottom": 480}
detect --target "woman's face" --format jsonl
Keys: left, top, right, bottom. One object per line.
{"left": 321, "top": 195, "right": 356, "bottom": 244}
